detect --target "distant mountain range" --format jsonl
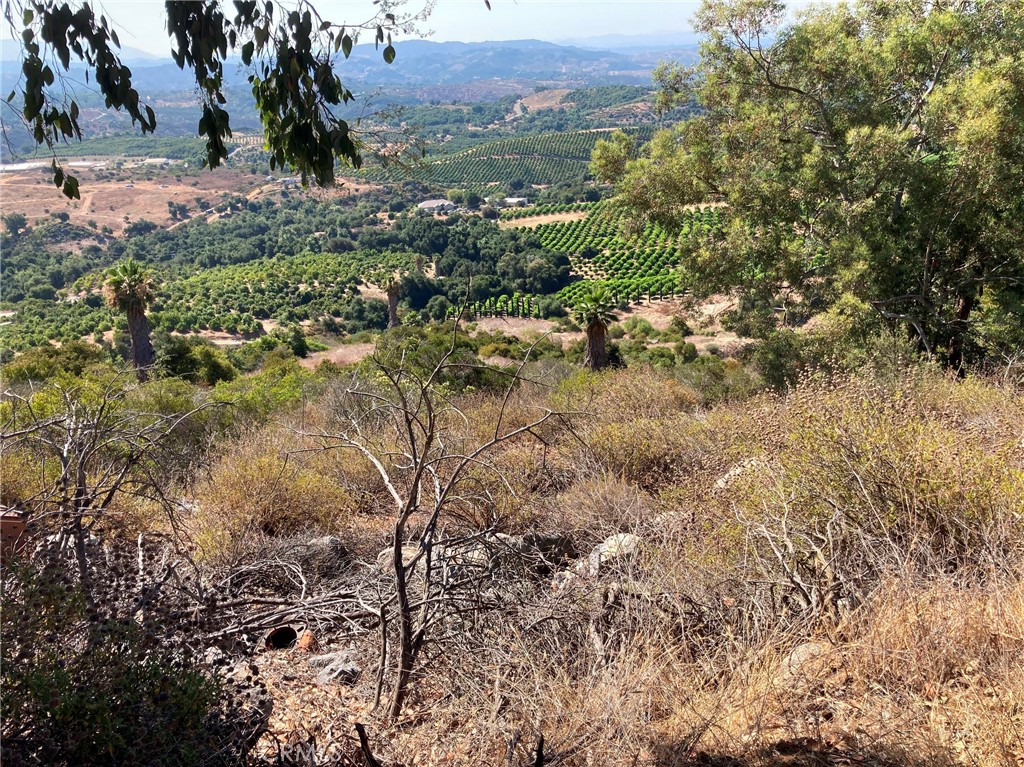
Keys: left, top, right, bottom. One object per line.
{"left": 0, "top": 40, "right": 161, "bottom": 63}
{"left": 1, "top": 36, "right": 699, "bottom": 90}
{"left": 556, "top": 31, "right": 703, "bottom": 51}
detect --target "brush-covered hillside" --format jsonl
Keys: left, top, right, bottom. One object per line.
{"left": 2, "top": 333, "right": 1023, "bottom": 766}
{"left": 2, "top": 1, "right": 1023, "bottom": 766}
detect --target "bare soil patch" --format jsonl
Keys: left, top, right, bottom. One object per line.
{"left": 615, "top": 297, "right": 690, "bottom": 330}
{"left": 467, "top": 316, "right": 567, "bottom": 340}
{"left": 1, "top": 166, "right": 265, "bottom": 235}
{"left": 300, "top": 342, "right": 377, "bottom": 369}
{"left": 518, "top": 89, "right": 573, "bottom": 111}
{"left": 498, "top": 210, "right": 588, "bottom": 229}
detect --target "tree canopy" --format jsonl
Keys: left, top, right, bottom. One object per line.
{"left": 605, "top": 0, "right": 1024, "bottom": 368}
{"left": 2, "top": 0, "right": 433, "bottom": 198}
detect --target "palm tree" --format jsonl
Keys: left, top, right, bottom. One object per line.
{"left": 104, "top": 258, "right": 156, "bottom": 381}
{"left": 384, "top": 276, "right": 402, "bottom": 329}
{"left": 573, "top": 286, "right": 617, "bottom": 371}
{"left": 373, "top": 269, "right": 406, "bottom": 329}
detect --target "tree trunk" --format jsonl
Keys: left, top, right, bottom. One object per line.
{"left": 946, "top": 288, "right": 977, "bottom": 374}
{"left": 127, "top": 307, "right": 154, "bottom": 382}
{"left": 583, "top": 322, "right": 608, "bottom": 371}
{"left": 387, "top": 286, "right": 400, "bottom": 329}
{"left": 388, "top": 528, "right": 415, "bottom": 719}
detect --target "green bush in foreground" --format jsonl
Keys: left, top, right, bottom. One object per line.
{"left": 1, "top": 562, "right": 219, "bottom": 766}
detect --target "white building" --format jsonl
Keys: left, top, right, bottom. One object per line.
{"left": 417, "top": 199, "right": 456, "bottom": 213}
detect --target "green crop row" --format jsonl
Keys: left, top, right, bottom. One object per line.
{"left": 0, "top": 250, "right": 414, "bottom": 350}
{"left": 354, "top": 128, "right": 655, "bottom": 188}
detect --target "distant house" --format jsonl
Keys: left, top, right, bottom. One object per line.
{"left": 417, "top": 199, "right": 456, "bottom": 213}
{"left": 486, "top": 197, "right": 530, "bottom": 208}
{"left": 280, "top": 176, "right": 302, "bottom": 187}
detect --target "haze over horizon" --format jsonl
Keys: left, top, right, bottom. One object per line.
{"left": 0, "top": 0, "right": 704, "bottom": 56}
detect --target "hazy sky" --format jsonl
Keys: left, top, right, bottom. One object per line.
{"left": 2, "top": 1, "right": 710, "bottom": 52}
{"left": 1, "top": 1, "right": 835, "bottom": 53}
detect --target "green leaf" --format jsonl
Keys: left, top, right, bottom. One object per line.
{"left": 5, "top": 90, "right": 14, "bottom": 103}
{"left": 383, "top": 45, "right": 396, "bottom": 64}
{"left": 242, "top": 40, "right": 254, "bottom": 65}
{"left": 63, "top": 175, "right": 81, "bottom": 201}
{"left": 341, "top": 34, "right": 352, "bottom": 58}
{"left": 23, "top": 8, "right": 33, "bottom": 24}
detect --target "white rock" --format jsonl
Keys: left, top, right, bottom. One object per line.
{"left": 587, "top": 533, "right": 641, "bottom": 576}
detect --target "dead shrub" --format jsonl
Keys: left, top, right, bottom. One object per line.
{"left": 0, "top": 449, "right": 48, "bottom": 508}
{"left": 845, "top": 576, "right": 1024, "bottom": 695}
{"left": 721, "top": 371, "right": 1024, "bottom": 616}
{"left": 553, "top": 366, "right": 699, "bottom": 426}
{"left": 585, "top": 414, "right": 713, "bottom": 489}
{"left": 548, "top": 474, "right": 650, "bottom": 546}
{"left": 190, "top": 428, "right": 355, "bottom": 564}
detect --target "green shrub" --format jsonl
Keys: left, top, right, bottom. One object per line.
{"left": 623, "top": 316, "right": 656, "bottom": 340}
{"left": 675, "top": 355, "right": 761, "bottom": 404}
{"left": 674, "top": 341, "right": 698, "bottom": 363}
{"left": 749, "top": 329, "right": 803, "bottom": 390}
{"left": 1, "top": 341, "right": 109, "bottom": 385}
{"left": 1, "top": 562, "right": 220, "bottom": 766}
{"left": 155, "top": 333, "right": 238, "bottom": 386}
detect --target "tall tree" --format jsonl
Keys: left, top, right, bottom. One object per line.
{"left": 3, "top": 212, "right": 28, "bottom": 236}
{"left": 607, "top": 0, "right": 1024, "bottom": 368}
{"left": 104, "top": 258, "right": 156, "bottom": 381}
{"left": 573, "top": 286, "right": 617, "bottom": 371}
{"left": 384, "top": 276, "right": 403, "bottom": 330}
{"left": 372, "top": 269, "right": 408, "bottom": 329}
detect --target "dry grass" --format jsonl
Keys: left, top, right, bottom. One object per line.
{"left": 188, "top": 427, "right": 357, "bottom": 565}
{"left": 200, "top": 365, "right": 1024, "bottom": 766}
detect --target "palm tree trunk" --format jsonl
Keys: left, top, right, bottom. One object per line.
{"left": 387, "top": 286, "right": 400, "bottom": 329}
{"left": 584, "top": 322, "right": 608, "bottom": 371}
{"left": 127, "top": 307, "right": 154, "bottom": 381}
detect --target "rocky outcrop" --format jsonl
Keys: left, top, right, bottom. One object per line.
{"left": 491, "top": 531, "right": 577, "bottom": 575}
{"left": 581, "top": 532, "right": 641, "bottom": 577}
{"left": 308, "top": 648, "right": 361, "bottom": 686}
{"left": 376, "top": 532, "right": 578, "bottom": 584}
{"left": 296, "top": 536, "right": 348, "bottom": 581}
{"left": 375, "top": 544, "right": 423, "bottom": 573}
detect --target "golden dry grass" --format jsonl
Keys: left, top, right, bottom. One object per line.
{"left": 224, "top": 365, "right": 1024, "bottom": 766}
